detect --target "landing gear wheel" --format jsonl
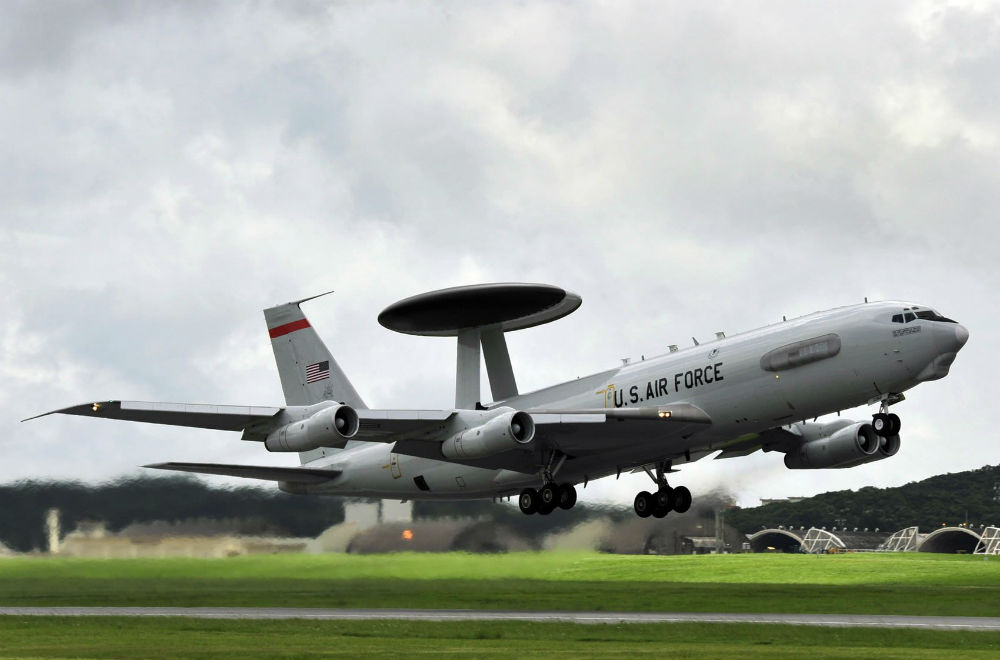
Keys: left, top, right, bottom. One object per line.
{"left": 872, "top": 413, "right": 891, "bottom": 437}
{"left": 634, "top": 491, "right": 654, "bottom": 518}
{"left": 654, "top": 487, "right": 675, "bottom": 511}
{"left": 537, "top": 500, "right": 556, "bottom": 515}
{"left": 652, "top": 504, "right": 670, "bottom": 518}
{"left": 557, "top": 483, "right": 577, "bottom": 510}
{"left": 539, "top": 483, "right": 558, "bottom": 509}
{"left": 518, "top": 488, "right": 539, "bottom": 515}
{"left": 887, "top": 413, "right": 901, "bottom": 435}
{"left": 672, "top": 486, "right": 692, "bottom": 513}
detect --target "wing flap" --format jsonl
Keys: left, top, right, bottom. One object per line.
{"left": 355, "top": 409, "right": 455, "bottom": 440}
{"left": 526, "top": 403, "right": 712, "bottom": 424}
{"left": 143, "top": 462, "right": 338, "bottom": 483}
{"left": 25, "top": 401, "right": 282, "bottom": 431}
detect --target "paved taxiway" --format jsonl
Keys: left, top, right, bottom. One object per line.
{"left": 1, "top": 607, "right": 999, "bottom": 630}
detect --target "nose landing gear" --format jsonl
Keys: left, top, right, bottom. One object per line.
{"left": 633, "top": 461, "right": 692, "bottom": 518}
{"left": 872, "top": 398, "right": 902, "bottom": 437}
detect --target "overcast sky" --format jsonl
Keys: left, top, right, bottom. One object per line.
{"left": 2, "top": 1, "right": 997, "bottom": 509}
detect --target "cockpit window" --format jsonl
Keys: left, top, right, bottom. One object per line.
{"left": 893, "top": 308, "right": 957, "bottom": 324}
{"left": 915, "top": 309, "right": 957, "bottom": 323}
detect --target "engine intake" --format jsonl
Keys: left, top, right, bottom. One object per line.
{"left": 441, "top": 410, "right": 535, "bottom": 460}
{"left": 879, "top": 433, "right": 901, "bottom": 458}
{"left": 264, "top": 404, "right": 359, "bottom": 452}
{"left": 784, "top": 421, "right": 879, "bottom": 469}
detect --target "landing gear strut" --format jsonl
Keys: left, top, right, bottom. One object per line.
{"left": 634, "top": 460, "right": 692, "bottom": 518}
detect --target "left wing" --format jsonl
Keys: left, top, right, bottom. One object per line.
{"left": 144, "top": 462, "right": 339, "bottom": 483}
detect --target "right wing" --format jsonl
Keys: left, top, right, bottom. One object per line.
{"left": 24, "top": 400, "right": 454, "bottom": 438}
{"left": 24, "top": 400, "right": 282, "bottom": 431}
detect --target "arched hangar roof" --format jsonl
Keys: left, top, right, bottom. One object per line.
{"left": 748, "top": 529, "right": 803, "bottom": 553}
{"left": 918, "top": 527, "right": 982, "bottom": 554}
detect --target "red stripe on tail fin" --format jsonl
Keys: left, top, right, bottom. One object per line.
{"left": 268, "top": 318, "right": 311, "bottom": 338}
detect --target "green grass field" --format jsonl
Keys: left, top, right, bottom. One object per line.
{"left": 2, "top": 618, "right": 1000, "bottom": 660}
{"left": 1, "top": 552, "right": 999, "bottom": 659}
{"left": 1, "top": 552, "right": 998, "bottom": 616}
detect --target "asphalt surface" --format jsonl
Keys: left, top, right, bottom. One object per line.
{"left": 1, "top": 607, "right": 999, "bottom": 630}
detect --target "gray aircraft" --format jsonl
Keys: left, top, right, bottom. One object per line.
{"left": 29, "top": 283, "right": 969, "bottom": 518}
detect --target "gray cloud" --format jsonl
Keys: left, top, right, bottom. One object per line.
{"left": 2, "top": 0, "right": 997, "bottom": 506}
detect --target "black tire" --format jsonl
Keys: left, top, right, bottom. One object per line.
{"left": 539, "top": 483, "right": 558, "bottom": 508}
{"left": 887, "top": 413, "right": 901, "bottom": 435}
{"left": 652, "top": 504, "right": 669, "bottom": 519}
{"left": 557, "top": 483, "right": 577, "bottom": 510}
{"left": 538, "top": 499, "right": 557, "bottom": 515}
{"left": 872, "top": 413, "right": 890, "bottom": 437}
{"left": 673, "top": 485, "right": 692, "bottom": 513}
{"left": 634, "top": 491, "right": 654, "bottom": 518}
{"left": 518, "top": 488, "right": 538, "bottom": 515}
{"left": 655, "top": 487, "right": 675, "bottom": 511}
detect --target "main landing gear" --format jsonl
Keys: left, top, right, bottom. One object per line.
{"left": 519, "top": 483, "right": 577, "bottom": 515}
{"left": 634, "top": 461, "right": 692, "bottom": 519}
{"left": 872, "top": 399, "right": 902, "bottom": 437}
{"left": 519, "top": 451, "right": 578, "bottom": 515}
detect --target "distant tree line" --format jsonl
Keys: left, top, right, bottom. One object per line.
{"left": 0, "top": 476, "right": 344, "bottom": 553}
{"left": 726, "top": 465, "right": 1000, "bottom": 534}
{"left": 2, "top": 465, "right": 997, "bottom": 552}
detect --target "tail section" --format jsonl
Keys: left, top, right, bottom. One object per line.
{"left": 264, "top": 292, "right": 367, "bottom": 463}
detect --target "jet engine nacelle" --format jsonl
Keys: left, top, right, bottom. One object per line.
{"left": 441, "top": 410, "right": 535, "bottom": 460}
{"left": 783, "top": 421, "right": 880, "bottom": 469}
{"left": 264, "top": 404, "right": 359, "bottom": 452}
{"left": 834, "top": 433, "right": 902, "bottom": 468}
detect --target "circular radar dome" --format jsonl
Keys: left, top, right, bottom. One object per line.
{"left": 378, "top": 283, "right": 582, "bottom": 337}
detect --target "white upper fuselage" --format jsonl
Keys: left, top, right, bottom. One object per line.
{"left": 293, "top": 301, "right": 968, "bottom": 499}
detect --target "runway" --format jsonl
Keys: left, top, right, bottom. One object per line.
{"left": 2, "top": 607, "right": 999, "bottom": 630}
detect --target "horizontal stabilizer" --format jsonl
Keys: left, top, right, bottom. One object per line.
{"left": 24, "top": 401, "right": 281, "bottom": 431}
{"left": 143, "top": 462, "right": 339, "bottom": 483}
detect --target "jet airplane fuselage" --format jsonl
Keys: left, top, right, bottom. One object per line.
{"left": 34, "top": 287, "right": 968, "bottom": 519}
{"left": 291, "top": 300, "right": 967, "bottom": 499}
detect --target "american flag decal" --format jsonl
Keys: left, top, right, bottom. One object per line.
{"left": 305, "top": 360, "right": 330, "bottom": 384}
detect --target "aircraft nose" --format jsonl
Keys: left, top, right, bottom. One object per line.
{"left": 954, "top": 324, "right": 969, "bottom": 350}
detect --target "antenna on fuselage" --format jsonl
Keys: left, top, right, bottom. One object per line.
{"left": 377, "top": 283, "right": 583, "bottom": 409}
{"left": 692, "top": 337, "right": 700, "bottom": 346}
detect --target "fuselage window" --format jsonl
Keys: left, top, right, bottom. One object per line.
{"left": 891, "top": 314, "right": 903, "bottom": 323}
{"left": 760, "top": 333, "right": 842, "bottom": 372}
{"left": 904, "top": 312, "right": 916, "bottom": 322}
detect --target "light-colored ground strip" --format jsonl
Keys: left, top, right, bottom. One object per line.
{"left": 1, "top": 607, "right": 999, "bottom": 630}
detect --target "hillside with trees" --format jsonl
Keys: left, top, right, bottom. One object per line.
{"left": 727, "top": 465, "right": 1000, "bottom": 534}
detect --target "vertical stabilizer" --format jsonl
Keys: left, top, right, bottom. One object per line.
{"left": 263, "top": 293, "right": 367, "bottom": 463}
